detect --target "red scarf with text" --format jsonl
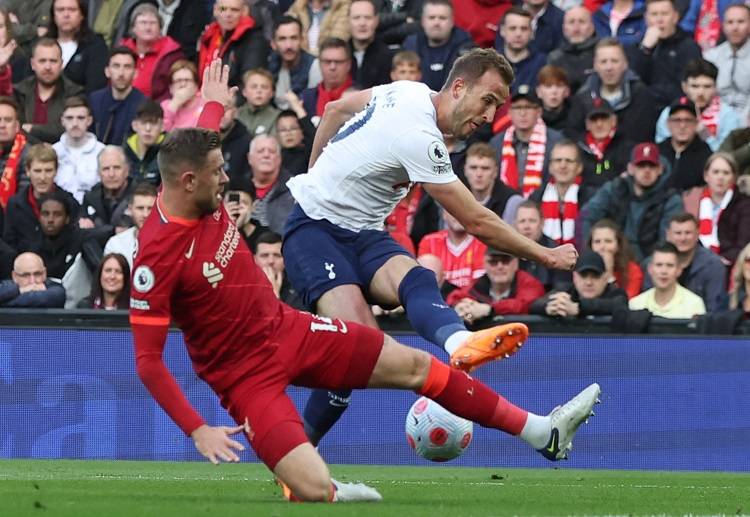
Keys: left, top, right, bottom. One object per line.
{"left": 315, "top": 76, "right": 353, "bottom": 117}
{"left": 698, "top": 187, "right": 733, "bottom": 253}
{"left": 695, "top": 0, "right": 721, "bottom": 51}
{"left": 500, "top": 119, "right": 546, "bottom": 197}
{"left": 0, "top": 131, "right": 27, "bottom": 208}
{"left": 701, "top": 96, "right": 721, "bottom": 137}
{"left": 540, "top": 180, "right": 579, "bottom": 245}
{"left": 585, "top": 128, "right": 615, "bottom": 161}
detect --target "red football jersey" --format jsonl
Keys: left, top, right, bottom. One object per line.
{"left": 130, "top": 197, "right": 286, "bottom": 395}
{"left": 417, "top": 230, "right": 487, "bottom": 288}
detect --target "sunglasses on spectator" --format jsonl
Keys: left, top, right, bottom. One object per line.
{"left": 486, "top": 254, "right": 514, "bottom": 265}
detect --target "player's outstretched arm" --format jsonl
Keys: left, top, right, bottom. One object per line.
{"left": 422, "top": 180, "right": 578, "bottom": 270}
{"left": 308, "top": 88, "right": 373, "bottom": 169}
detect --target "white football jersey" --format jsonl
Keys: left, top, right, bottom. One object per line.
{"left": 286, "top": 81, "right": 457, "bottom": 232}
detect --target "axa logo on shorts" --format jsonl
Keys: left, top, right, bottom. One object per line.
{"left": 324, "top": 262, "right": 336, "bottom": 279}
{"left": 203, "top": 262, "right": 224, "bottom": 288}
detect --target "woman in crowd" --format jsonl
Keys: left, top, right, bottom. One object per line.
{"left": 161, "top": 60, "right": 206, "bottom": 131}
{"left": 729, "top": 242, "right": 750, "bottom": 313}
{"left": 80, "top": 253, "right": 130, "bottom": 310}
{"left": 684, "top": 152, "right": 750, "bottom": 265}
{"left": 46, "top": 0, "right": 108, "bottom": 94}
{"left": 587, "top": 218, "right": 643, "bottom": 298}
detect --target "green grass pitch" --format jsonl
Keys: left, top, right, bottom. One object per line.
{"left": 1, "top": 460, "right": 749, "bottom": 516}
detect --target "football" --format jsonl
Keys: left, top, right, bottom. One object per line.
{"left": 405, "top": 397, "right": 473, "bottom": 462}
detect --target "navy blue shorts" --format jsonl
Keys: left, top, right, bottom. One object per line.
{"left": 282, "top": 204, "right": 411, "bottom": 308}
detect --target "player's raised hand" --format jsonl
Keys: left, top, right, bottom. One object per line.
{"left": 190, "top": 424, "right": 246, "bottom": 465}
{"left": 546, "top": 244, "right": 578, "bottom": 271}
{"left": 201, "top": 55, "right": 238, "bottom": 107}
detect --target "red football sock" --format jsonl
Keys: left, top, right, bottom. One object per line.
{"left": 418, "top": 356, "right": 528, "bottom": 435}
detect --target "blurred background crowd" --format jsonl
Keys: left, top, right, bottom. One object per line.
{"left": 0, "top": 0, "right": 748, "bottom": 330}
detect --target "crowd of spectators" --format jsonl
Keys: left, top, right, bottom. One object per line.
{"left": 0, "top": 0, "right": 747, "bottom": 328}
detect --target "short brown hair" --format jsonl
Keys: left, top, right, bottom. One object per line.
{"left": 0, "top": 96, "right": 20, "bottom": 119}
{"left": 466, "top": 142, "right": 498, "bottom": 166}
{"left": 242, "top": 68, "right": 274, "bottom": 87}
{"left": 132, "top": 182, "right": 158, "bottom": 200}
{"left": 32, "top": 37, "right": 62, "bottom": 58}
{"left": 595, "top": 37, "right": 627, "bottom": 59}
{"left": 442, "top": 48, "right": 514, "bottom": 93}
{"left": 158, "top": 129, "right": 221, "bottom": 185}
{"left": 319, "top": 37, "right": 351, "bottom": 58}
{"left": 537, "top": 65, "right": 569, "bottom": 87}
{"left": 63, "top": 95, "right": 91, "bottom": 114}
{"left": 668, "top": 212, "right": 699, "bottom": 227}
{"left": 25, "top": 143, "right": 58, "bottom": 170}
{"left": 169, "top": 59, "right": 199, "bottom": 84}
{"left": 392, "top": 50, "right": 420, "bottom": 70}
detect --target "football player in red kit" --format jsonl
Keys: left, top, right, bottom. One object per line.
{"left": 129, "top": 59, "right": 601, "bottom": 503}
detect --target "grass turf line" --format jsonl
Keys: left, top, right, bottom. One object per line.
{"left": 1, "top": 460, "right": 748, "bottom": 516}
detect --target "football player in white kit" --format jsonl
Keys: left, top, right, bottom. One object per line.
{"left": 282, "top": 48, "right": 579, "bottom": 445}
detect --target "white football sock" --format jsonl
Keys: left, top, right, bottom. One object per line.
{"left": 519, "top": 412, "right": 552, "bottom": 449}
{"left": 444, "top": 330, "right": 473, "bottom": 355}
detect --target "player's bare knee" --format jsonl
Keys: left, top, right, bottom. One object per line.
{"left": 407, "top": 350, "right": 432, "bottom": 389}
{"left": 292, "top": 476, "right": 333, "bottom": 502}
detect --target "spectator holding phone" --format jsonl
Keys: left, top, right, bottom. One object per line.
{"left": 223, "top": 175, "right": 269, "bottom": 252}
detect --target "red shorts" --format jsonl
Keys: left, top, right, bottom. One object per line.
{"left": 221, "top": 310, "right": 384, "bottom": 470}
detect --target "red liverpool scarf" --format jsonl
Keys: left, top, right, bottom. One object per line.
{"left": 315, "top": 76, "right": 353, "bottom": 117}
{"left": 0, "top": 131, "right": 27, "bottom": 208}
{"left": 698, "top": 187, "right": 732, "bottom": 253}
{"left": 701, "top": 96, "right": 721, "bottom": 138}
{"left": 500, "top": 119, "right": 547, "bottom": 197}
{"left": 695, "top": 0, "right": 721, "bottom": 51}
{"left": 540, "top": 180, "right": 579, "bottom": 245}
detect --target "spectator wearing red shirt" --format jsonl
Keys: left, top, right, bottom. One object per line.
{"left": 121, "top": 3, "right": 184, "bottom": 102}
{"left": 448, "top": 247, "right": 545, "bottom": 322}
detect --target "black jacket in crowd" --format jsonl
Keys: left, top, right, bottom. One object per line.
{"left": 81, "top": 179, "right": 135, "bottom": 232}
{"left": 221, "top": 121, "right": 251, "bottom": 183}
{"left": 659, "top": 137, "right": 713, "bottom": 192}
{"left": 518, "top": 233, "right": 573, "bottom": 291}
{"left": 3, "top": 185, "right": 80, "bottom": 253}
{"left": 530, "top": 282, "right": 628, "bottom": 317}
{"left": 30, "top": 224, "right": 99, "bottom": 280}
{"left": 577, "top": 131, "right": 634, "bottom": 189}
{"left": 350, "top": 38, "right": 393, "bottom": 90}
{"left": 62, "top": 31, "right": 109, "bottom": 95}
{"left": 547, "top": 35, "right": 598, "bottom": 93}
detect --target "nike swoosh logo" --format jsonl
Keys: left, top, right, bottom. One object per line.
{"left": 546, "top": 428, "right": 559, "bottom": 454}
{"left": 184, "top": 238, "right": 196, "bottom": 259}
{"left": 338, "top": 320, "right": 348, "bottom": 334}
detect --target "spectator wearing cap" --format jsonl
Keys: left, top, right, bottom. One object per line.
{"left": 530, "top": 140, "right": 596, "bottom": 246}
{"left": 682, "top": 153, "right": 750, "bottom": 265}
{"left": 403, "top": 0, "right": 474, "bottom": 92}
{"left": 655, "top": 59, "right": 741, "bottom": 151}
{"left": 641, "top": 212, "right": 728, "bottom": 311}
{"left": 120, "top": 3, "right": 185, "bottom": 102}
{"left": 535, "top": 65, "right": 571, "bottom": 132}
{"left": 629, "top": 241, "right": 706, "bottom": 318}
{"left": 0, "top": 252, "right": 65, "bottom": 308}
{"left": 658, "top": 96, "right": 712, "bottom": 192}
{"left": 567, "top": 38, "right": 659, "bottom": 143}
{"left": 495, "top": 7, "right": 547, "bottom": 88}
{"left": 547, "top": 6, "right": 599, "bottom": 93}
{"left": 581, "top": 142, "right": 684, "bottom": 261}
{"left": 4, "top": 143, "right": 79, "bottom": 253}
{"left": 490, "top": 85, "right": 563, "bottom": 197}
{"left": 575, "top": 97, "right": 633, "bottom": 188}
{"left": 514, "top": 199, "right": 572, "bottom": 291}
{"left": 703, "top": 4, "right": 750, "bottom": 117}
{"left": 627, "top": 0, "right": 701, "bottom": 110}
{"left": 530, "top": 249, "right": 628, "bottom": 317}
{"left": 447, "top": 247, "right": 546, "bottom": 323}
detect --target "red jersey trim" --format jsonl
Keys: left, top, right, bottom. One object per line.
{"left": 156, "top": 197, "right": 200, "bottom": 227}
{"left": 130, "top": 315, "right": 170, "bottom": 326}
